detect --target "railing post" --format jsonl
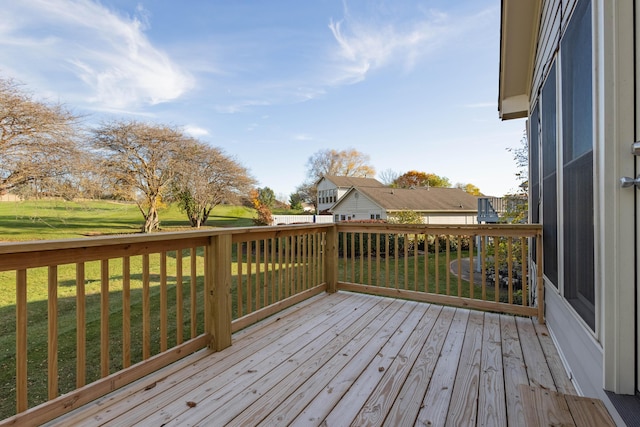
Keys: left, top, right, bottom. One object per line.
{"left": 206, "top": 234, "right": 233, "bottom": 351}
{"left": 325, "top": 225, "right": 338, "bottom": 293}
{"left": 536, "top": 229, "right": 545, "bottom": 324}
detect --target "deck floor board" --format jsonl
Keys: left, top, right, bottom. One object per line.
{"left": 46, "top": 291, "right": 600, "bottom": 427}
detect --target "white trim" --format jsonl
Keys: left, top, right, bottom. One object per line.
{"left": 595, "top": 0, "right": 635, "bottom": 394}
{"left": 545, "top": 290, "right": 627, "bottom": 426}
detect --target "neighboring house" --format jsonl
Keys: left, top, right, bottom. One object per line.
{"left": 500, "top": 0, "right": 638, "bottom": 423}
{"left": 330, "top": 186, "right": 478, "bottom": 224}
{"left": 315, "top": 175, "right": 384, "bottom": 214}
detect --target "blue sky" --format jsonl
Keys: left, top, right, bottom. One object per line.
{"left": 0, "top": 0, "right": 526, "bottom": 200}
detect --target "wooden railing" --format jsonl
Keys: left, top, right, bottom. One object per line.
{"left": 333, "top": 223, "right": 543, "bottom": 319}
{"left": 0, "top": 225, "right": 330, "bottom": 424}
{"left": 0, "top": 222, "right": 542, "bottom": 424}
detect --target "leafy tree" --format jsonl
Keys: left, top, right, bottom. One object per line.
{"left": 387, "top": 210, "right": 423, "bottom": 224}
{"left": 256, "top": 186, "right": 276, "bottom": 209}
{"left": 172, "top": 141, "right": 256, "bottom": 228}
{"left": 92, "top": 120, "right": 188, "bottom": 233}
{"left": 503, "top": 131, "right": 529, "bottom": 223}
{"left": 507, "top": 130, "right": 529, "bottom": 194}
{"left": 0, "top": 77, "right": 83, "bottom": 195}
{"left": 394, "top": 170, "right": 451, "bottom": 188}
{"left": 288, "top": 192, "right": 304, "bottom": 210}
{"left": 294, "top": 181, "right": 317, "bottom": 209}
{"left": 250, "top": 188, "right": 273, "bottom": 226}
{"left": 455, "top": 182, "right": 483, "bottom": 196}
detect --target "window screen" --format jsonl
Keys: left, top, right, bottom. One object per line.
{"left": 561, "top": 0, "right": 594, "bottom": 330}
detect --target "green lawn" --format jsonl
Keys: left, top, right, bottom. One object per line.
{"left": 0, "top": 199, "right": 258, "bottom": 241}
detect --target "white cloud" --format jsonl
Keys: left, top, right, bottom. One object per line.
{"left": 327, "top": 9, "right": 450, "bottom": 85}
{"left": 293, "top": 133, "right": 314, "bottom": 141}
{"left": 184, "top": 125, "right": 210, "bottom": 137}
{"left": 0, "top": 0, "right": 193, "bottom": 110}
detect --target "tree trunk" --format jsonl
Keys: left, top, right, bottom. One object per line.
{"left": 143, "top": 204, "right": 160, "bottom": 233}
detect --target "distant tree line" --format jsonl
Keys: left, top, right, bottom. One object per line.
{"left": 0, "top": 77, "right": 256, "bottom": 232}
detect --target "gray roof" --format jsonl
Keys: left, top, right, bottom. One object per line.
{"left": 343, "top": 186, "right": 478, "bottom": 212}
{"left": 319, "top": 175, "right": 384, "bottom": 188}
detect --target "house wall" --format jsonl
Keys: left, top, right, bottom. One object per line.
{"left": 316, "top": 179, "right": 339, "bottom": 213}
{"left": 417, "top": 213, "right": 477, "bottom": 225}
{"left": 526, "top": 0, "right": 636, "bottom": 415}
{"left": 331, "top": 192, "right": 386, "bottom": 221}
{"left": 531, "top": 0, "right": 578, "bottom": 100}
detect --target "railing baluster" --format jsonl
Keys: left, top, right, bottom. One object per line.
{"left": 256, "top": 240, "right": 262, "bottom": 310}
{"left": 508, "top": 237, "right": 513, "bottom": 304}
{"left": 367, "top": 233, "right": 372, "bottom": 285}
{"left": 270, "top": 237, "right": 276, "bottom": 304}
{"left": 424, "top": 233, "right": 429, "bottom": 293}
{"left": 385, "top": 234, "right": 389, "bottom": 288}
{"left": 16, "top": 269, "right": 27, "bottom": 413}
{"left": 237, "top": 243, "right": 243, "bottom": 318}
{"left": 522, "top": 237, "right": 527, "bottom": 306}
{"left": 350, "top": 232, "right": 355, "bottom": 283}
{"left": 122, "top": 257, "right": 131, "bottom": 368}
{"left": 100, "top": 259, "right": 110, "bottom": 376}
{"left": 481, "top": 235, "right": 487, "bottom": 300}
{"left": 175, "top": 251, "right": 183, "bottom": 345}
{"left": 375, "top": 233, "right": 380, "bottom": 287}
{"left": 457, "top": 236, "right": 462, "bottom": 297}
{"left": 435, "top": 236, "right": 440, "bottom": 294}
{"left": 446, "top": 236, "right": 451, "bottom": 295}
{"left": 48, "top": 266, "right": 58, "bottom": 400}
{"left": 190, "top": 248, "right": 197, "bottom": 339}
{"left": 403, "top": 234, "right": 409, "bottom": 290}
{"left": 494, "top": 238, "right": 500, "bottom": 303}
{"left": 247, "top": 241, "right": 253, "bottom": 314}
{"left": 359, "top": 232, "right": 364, "bottom": 283}
{"left": 394, "top": 235, "right": 399, "bottom": 289}
{"left": 76, "top": 262, "right": 86, "bottom": 386}
{"left": 142, "top": 254, "right": 151, "bottom": 359}
{"left": 160, "top": 251, "right": 168, "bottom": 352}
{"left": 469, "top": 236, "right": 474, "bottom": 299}
{"left": 414, "top": 233, "right": 418, "bottom": 291}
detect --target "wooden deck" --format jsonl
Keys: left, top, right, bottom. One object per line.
{"left": 44, "top": 291, "right": 611, "bottom": 426}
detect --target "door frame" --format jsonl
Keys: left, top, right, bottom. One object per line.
{"left": 597, "top": 0, "right": 635, "bottom": 394}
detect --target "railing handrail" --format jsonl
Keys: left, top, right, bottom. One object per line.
{"left": 0, "top": 223, "right": 335, "bottom": 256}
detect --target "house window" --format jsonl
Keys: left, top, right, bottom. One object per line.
{"left": 561, "top": 0, "right": 594, "bottom": 329}
{"left": 334, "top": 214, "right": 339, "bottom": 222}
{"left": 340, "top": 215, "right": 346, "bottom": 221}
{"left": 541, "top": 62, "right": 558, "bottom": 286}
{"left": 529, "top": 104, "right": 540, "bottom": 263}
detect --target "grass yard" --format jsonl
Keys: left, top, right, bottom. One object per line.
{"left": 0, "top": 199, "right": 257, "bottom": 241}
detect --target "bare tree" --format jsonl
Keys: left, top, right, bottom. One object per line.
{"left": 301, "top": 148, "right": 375, "bottom": 207}
{"left": 305, "top": 148, "right": 375, "bottom": 181}
{"left": 378, "top": 168, "right": 399, "bottom": 186}
{"left": 93, "top": 120, "right": 187, "bottom": 233}
{"left": 0, "top": 77, "right": 83, "bottom": 195}
{"left": 172, "top": 141, "right": 256, "bottom": 228}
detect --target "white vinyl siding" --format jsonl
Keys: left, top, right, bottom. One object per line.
{"left": 331, "top": 192, "right": 385, "bottom": 221}
{"left": 531, "top": 0, "right": 579, "bottom": 110}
